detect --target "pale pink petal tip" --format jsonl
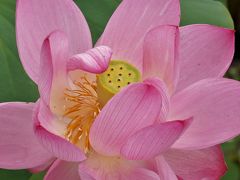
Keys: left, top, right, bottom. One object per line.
{"left": 67, "top": 46, "right": 112, "bottom": 73}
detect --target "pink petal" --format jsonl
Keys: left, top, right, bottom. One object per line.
{"left": 16, "top": 0, "right": 91, "bottom": 82}
{"left": 97, "top": 0, "right": 180, "bottom": 72}
{"left": 176, "top": 25, "right": 235, "bottom": 92}
{"left": 79, "top": 160, "right": 160, "bottom": 180}
{"left": 78, "top": 160, "right": 120, "bottom": 180}
{"left": 79, "top": 171, "right": 95, "bottom": 180}
{"left": 143, "top": 25, "right": 179, "bottom": 94}
{"left": 127, "top": 168, "right": 160, "bottom": 180}
{"left": 169, "top": 78, "right": 240, "bottom": 149}
{"left": 34, "top": 124, "right": 86, "bottom": 162}
{"left": 155, "top": 156, "right": 178, "bottom": 180}
{"left": 67, "top": 46, "right": 112, "bottom": 73}
{"left": 164, "top": 146, "right": 227, "bottom": 180}
{"left": 38, "top": 31, "right": 69, "bottom": 116}
{"left": 45, "top": 159, "right": 80, "bottom": 180}
{"left": 34, "top": 103, "right": 86, "bottom": 162}
{"left": 90, "top": 80, "right": 164, "bottom": 156}
{"left": 0, "top": 102, "right": 53, "bottom": 169}
{"left": 144, "top": 78, "right": 170, "bottom": 121}
{"left": 29, "top": 158, "right": 55, "bottom": 173}
{"left": 120, "top": 120, "right": 191, "bottom": 160}
{"left": 38, "top": 31, "right": 68, "bottom": 104}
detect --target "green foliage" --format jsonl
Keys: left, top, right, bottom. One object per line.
{"left": 29, "top": 172, "right": 46, "bottom": 180}
{"left": 180, "top": 0, "right": 234, "bottom": 29}
{"left": 216, "top": 0, "right": 227, "bottom": 6}
{"left": 222, "top": 137, "right": 240, "bottom": 179}
{"left": 0, "top": 0, "right": 39, "bottom": 102}
{"left": 0, "top": 169, "right": 32, "bottom": 180}
{"left": 75, "top": 0, "right": 121, "bottom": 43}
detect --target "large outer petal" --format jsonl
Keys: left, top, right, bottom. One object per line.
{"left": 120, "top": 120, "right": 190, "bottom": 160}
{"left": 143, "top": 25, "right": 179, "bottom": 94}
{"left": 16, "top": 0, "right": 92, "bottom": 82}
{"left": 164, "top": 146, "right": 227, "bottom": 180}
{"left": 97, "top": 0, "right": 180, "bottom": 72}
{"left": 0, "top": 102, "right": 53, "bottom": 169}
{"left": 169, "top": 78, "right": 240, "bottom": 149}
{"left": 90, "top": 79, "right": 166, "bottom": 156}
{"left": 45, "top": 160, "right": 80, "bottom": 180}
{"left": 176, "top": 25, "right": 235, "bottom": 92}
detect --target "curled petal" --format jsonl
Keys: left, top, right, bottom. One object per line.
{"left": 38, "top": 31, "right": 69, "bottom": 108}
{"left": 67, "top": 46, "right": 112, "bottom": 73}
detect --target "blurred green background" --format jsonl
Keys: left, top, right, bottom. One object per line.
{"left": 0, "top": 0, "right": 239, "bottom": 179}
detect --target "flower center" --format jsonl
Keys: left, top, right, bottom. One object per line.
{"left": 64, "top": 60, "right": 141, "bottom": 153}
{"left": 97, "top": 60, "right": 141, "bottom": 106}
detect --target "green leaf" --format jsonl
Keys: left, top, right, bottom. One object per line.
{"left": 75, "top": 0, "right": 121, "bottom": 43}
{"left": 180, "top": 0, "right": 234, "bottom": 29}
{"left": 0, "top": 0, "right": 39, "bottom": 102}
{"left": 29, "top": 172, "right": 45, "bottom": 180}
{"left": 0, "top": 169, "right": 32, "bottom": 180}
{"left": 216, "top": 0, "right": 227, "bottom": 6}
{"left": 221, "top": 160, "right": 239, "bottom": 180}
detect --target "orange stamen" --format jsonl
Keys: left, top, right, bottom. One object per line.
{"left": 64, "top": 76, "right": 100, "bottom": 153}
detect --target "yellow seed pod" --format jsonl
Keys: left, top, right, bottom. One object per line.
{"left": 97, "top": 60, "right": 141, "bottom": 106}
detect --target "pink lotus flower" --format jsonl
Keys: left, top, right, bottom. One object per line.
{"left": 0, "top": 0, "right": 239, "bottom": 179}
